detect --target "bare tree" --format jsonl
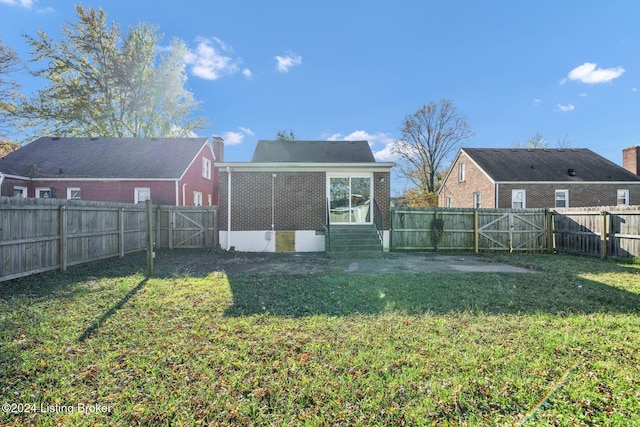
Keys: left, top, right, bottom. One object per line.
{"left": 514, "top": 131, "right": 548, "bottom": 148}
{"left": 556, "top": 134, "right": 572, "bottom": 148}
{"left": 393, "top": 99, "right": 474, "bottom": 196}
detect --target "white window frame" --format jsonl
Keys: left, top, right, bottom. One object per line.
{"left": 446, "top": 196, "right": 452, "bottom": 208}
{"left": 134, "top": 187, "right": 151, "bottom": 204}
{"left": 617, "top": 189, "right": 629, "bottom": 206}
{"left": 193, "top": 191, "right": 203, "bottom": 206}
{"left": 473, "top": 192, "right": 481, "bottom": 209}
{"left": 458, "top": 162, "right": 466, "bottom": 182}
{"left": 511, "top": 189, "right": 526, "bottom": 209}
{"left": 36, "top": 187, "right": 51, "bottom": 198}
{"left": 13, "top": 186, "right": 27, "bottom": 198}
{"left": 67, "top": 187, "right": 81, "bottom": 200}
{"left": 202, "top": 157, "right": 212, "bottom": 180}
{"left": 207, "top": 194, "right": 212, "bottom": 206}
{"left": 555, "top": 189, "right": 569, "bottom": 208}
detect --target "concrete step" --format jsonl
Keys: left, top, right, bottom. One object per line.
{"left": 327, "top": 224, "right": 382, "bottom": 252}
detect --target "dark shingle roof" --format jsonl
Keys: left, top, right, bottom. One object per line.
{"left": 463, "top": 148, "right": 640, "bottom": 182}
{"left": 0, "top": 137, "right": 209, "bottom": 179}
{"left": 251, "top": 140, "right": 376, "bottom": 163}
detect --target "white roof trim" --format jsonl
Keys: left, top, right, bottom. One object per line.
{"left": 216, "top": 162, "right": 394, "bottom": 172}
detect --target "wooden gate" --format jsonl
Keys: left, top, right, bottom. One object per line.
{"left": 156, "top": 206, "right": 218, "bottom": 249}
{"left": 478, "top": 211, "right": 547, "bottom": 251}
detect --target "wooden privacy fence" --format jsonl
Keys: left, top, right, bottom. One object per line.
{"left": 391, "top": 207, "right": 550, "bottom": 252}
{"left": 553, "top": 206, "right": 640, "bottom": 258}
{"left": 1, "top": 197, "right": 219, "bottom": 282}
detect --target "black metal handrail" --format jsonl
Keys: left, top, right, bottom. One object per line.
{"left": 373, "top": 199, "right": 384, "bottom": 242}
{"left": 325, "top": 198, "right": 331, "bottom": 252}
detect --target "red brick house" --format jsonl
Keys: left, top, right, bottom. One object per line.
{"left": 439, "top": 147, "right": 640, "bottom": 209}
{"left": 0, "top": 136, "right": 224, "bottom": 206}
{"left": 216, "top": 140, "right": 394, "bottom": 252}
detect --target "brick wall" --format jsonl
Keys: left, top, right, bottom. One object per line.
{"left": 26, "top": 180, "right": 178, "bottom": 205}
{"left": 219, "top": 171, "right": 325, "bottom": 231}
{"left": 374, "top": 171, "right": 391, "bottom": 229}
{"left": 439, "top": 152, "right": 495, "bottom": 208}
{"left": 219, "top": 169, "right": 392, "bottom": 231}
{"left": 498, "top": 183, "right": 640, "bottom": 208}
{"left": 178, "top": 149, "right": 215, "bottom": 205}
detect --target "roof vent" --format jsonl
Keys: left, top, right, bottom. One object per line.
{"left": 568, "top": 168, "right": 577, "bottom": 176}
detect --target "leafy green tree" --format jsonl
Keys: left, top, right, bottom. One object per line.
{"left": 17, "top": 5, "right": 206, "bottom": 138}
{"left": 0, "top": 40, "right": 24, "bottom": 143}
{"left": 393, "top": 99, "right": 474, "bottom": 197}
{"left": 275, "top": 129, "right": 295, "bottom": 141}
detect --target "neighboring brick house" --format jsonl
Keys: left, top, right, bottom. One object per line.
{"left": 216, "top": 140, "right": 394, "bottom": 252}
{"left": 439, "top": 147, "right": 640, "bottom": 209}
{"left": 0, "top": 136, "right": 224, "bottom": 206}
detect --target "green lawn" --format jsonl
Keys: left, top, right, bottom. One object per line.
{"left": 1, "top": 251, "right": 639, "bottom": 426}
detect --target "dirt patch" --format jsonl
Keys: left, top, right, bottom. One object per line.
{"left": 184, "top": 252, "right": 534, "bottom": 276}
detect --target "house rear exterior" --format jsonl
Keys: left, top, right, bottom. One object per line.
{"left": 439, "top": 147, "right": 640, "bottom": 208}
{"left": 0, "top": 137, "right": 223, "bottom": 206}
{"left": 216, "top": 140, "right": 394, "bottom": 252}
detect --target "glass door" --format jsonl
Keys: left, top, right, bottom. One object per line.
{"left": 328, "top": 175, "right": 372, "bottom": 224}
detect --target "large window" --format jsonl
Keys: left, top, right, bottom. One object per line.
{"left": 512, "top": 189, "right": 526, "bottom": 209}
{"left": 555, "top": 189, "right": 568, "bottom": 208}
{"left": 328, "top": 174, "right": 372, "bottom": 224}
{"left": 617, "top": 189, "right": 629, "bottom": 206}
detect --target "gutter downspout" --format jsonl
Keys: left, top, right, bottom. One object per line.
{"left": 495, "top": 183, "right": 499, "bottom": 208}
{"left": 227, "top": 167, "right": 231, "bottom": 250}
{"left": 182, "top": 183, "right": 187, "bottom": 206}
{"left": 0, "top": 173, "right": 5, "bottom": 195}
{"left": 175, "top": 181, "right": 179, "bottom": 206}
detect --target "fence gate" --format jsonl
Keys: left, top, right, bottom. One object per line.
{"left": 159, "top": 206, "right": 218, "bottom": 249}
{"left": 478, "top": 212, "right": 547, "bottom": 251}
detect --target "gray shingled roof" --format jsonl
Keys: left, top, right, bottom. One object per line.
{"left": 463, "top": 148, "right": 640, "bottom": 182}
{"left": 0, "top": 137, "right": 209, "bottom": 179}
{"left": 251, "top": 140, "right": 376, "bottom": 163}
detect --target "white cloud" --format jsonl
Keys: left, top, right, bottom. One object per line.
{"left": 242, "top": 68, "right": 252, "bottom": 78}
{"left": 555, "top": 103, "right": 575, "bottom": 112}
{"left": 0, "top": 0, "right": 34, "bottom": 8}
{"left": 37, "top": 6, "right": 54, "bottom": 13}
{"left": 327, "top": 130, "right": 398, "bottom": 161}
{"left": 562, "top": 62, "right": 625, "bottom": 84}
{"left": 533, "top": 99, "right": 542, "bottom": 106}
{"left": 185, "top": 37, "right": 248, "bottom": 80}
{"left": 219, "top": 127, "right": 254, "bottom": 145}
{"left": 632, "top": 88, "right": 638, "bottom": 92}
{"left": 275, "top": 52, "right": 302, "bottom": 73}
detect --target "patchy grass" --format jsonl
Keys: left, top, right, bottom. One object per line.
{"left": 1, "top": 250, "right": 639, "bottom": 426}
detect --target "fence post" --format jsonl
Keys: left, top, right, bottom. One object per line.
{"left": 118, "top": 207, "right": 125, "bottom": 258}
{"left": 546, "top": 210, "right": 554, "bottom": 254}
{"left": 474, "top": 210, "right": 479, "bottom": 253}
{"left": 602, "top": 211, "right": 609, "bottom": 259}
{"left": 59, "top": 205, "right": 67, "bottom": 272}
{"left": 146, "top": 200, "right": 154, "bottom": 276}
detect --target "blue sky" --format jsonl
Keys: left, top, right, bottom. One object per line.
{"left": 2, "top": 0, "right": 640, "bottom": 195}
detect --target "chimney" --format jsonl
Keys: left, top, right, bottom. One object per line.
{"left": 622, "top": 146, "right": 640, "bottom": 175}
{"left": 212, "top": 136, "right": 224, "bottom": 162}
